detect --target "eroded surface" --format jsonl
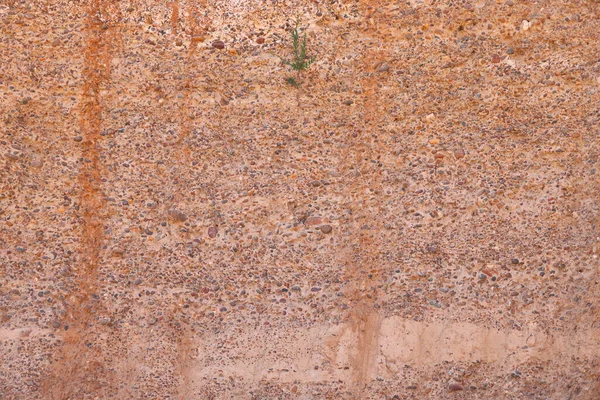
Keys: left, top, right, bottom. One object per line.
{"left": 1, "top": 0, "right": 599, "bottom": 398}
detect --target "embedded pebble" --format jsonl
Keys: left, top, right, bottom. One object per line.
{"left": 212, "top": 40, "right": 225, "bottom": 49}
{"left": 167, "top": 209, "right": 187, "bottom": 222}
{"left": 320, "top": 225, "right": 332, "bottom": 234}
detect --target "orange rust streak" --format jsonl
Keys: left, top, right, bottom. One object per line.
{"left": 170, "top": 0, "right": 179, "bottom": 32}
{"left": 342, "top": 1, "right": 393, "bottom": 393}
{"left": 77, "top": 2, "right": 110, "bottom": 299}
{"left": 41, "top": 1, "right": 114, "bottom": 398}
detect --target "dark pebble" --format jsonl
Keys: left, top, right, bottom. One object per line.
{"left": 320, "top": 225, "right": 332, "bottom": 234}
{"left": 449, "top": 383, "right": 464, "bottom": 392}
{"left": 212, "top": 40, "right": 225, "bottom": 49}
{"left": 377, "top": 63, "right": 390, "bottom": 72}
{"left": 208, "top": 226, "right": 218, "bottom": 238}
{"left": 167, "top": 209, "right": 187, "bottom": 222}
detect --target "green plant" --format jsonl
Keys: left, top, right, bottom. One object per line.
{"left": 285, "top": 77, "right": 300, "bottom": 87}
{"left": 282, "top": 17, "right": 315, "bottom": 86}
{"left": 283, "top": 17, "right": 316, "bottom": 71}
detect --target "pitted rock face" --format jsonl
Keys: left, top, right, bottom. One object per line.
{"left": 1, "top": 0, "right": 599, "bottom": 399}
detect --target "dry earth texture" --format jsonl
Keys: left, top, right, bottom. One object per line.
{"left": 1, "top": 0, "right": 600, "bottom": 399}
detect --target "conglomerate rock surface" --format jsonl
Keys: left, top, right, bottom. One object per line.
{"left": 1, "top": 0, "right": 599, "bottom": 398}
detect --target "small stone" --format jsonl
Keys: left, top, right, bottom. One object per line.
{"left": 506, "top": 47, "right": 515, "bottom": 55}
{"left": 305, "top": 216, "right": 322, "bottom": 226}
{"left": 426, "top": 244, "right": 438, "bottom": 253}
{"left": 74, "top": 136, "right": 83, "bottom": 142}
{"left": 320, "top": 225, "right": 332, "bottom": 234}
{"left": 148, "top": 317, "right": 157, "bottom": 325}
{"left": 491, "top": 54, "right": 501, "bottom": 63}
{"left": 51, "top": 320, "right": 61, "bottom": 329}
{"left": 448, "top": 383, "right": 464, "bottom": 392}
{"left": 20, "top": 329, "right": 32, "bottom": 337}
{"left": 31, "top": 159, "right": 43, "bottom": 167}
{"left": 377, "top": 63, "right": 390, "bottom": 72}
{"left": 454, "top": 148, "right": 465, "bottom": 159}
{"left": 256, "top": 37, "right": 265, "bottom": 44}
{"left": 343, "top": 99, "right": 353, "bottom": 106}
{"left": 167, "top": 209, "right": 187, "bottom": 222}
{"left": 112, "top": 248, "right": 124, "bottom": 257}
{"left": 175, "top": 39, "right": 183, "bottom": 46}
{"left": 310, "top": 287, "right": 321, "bottom": 292}
{"left": 212, "top": 40, "right": 225, "bottom": 49}
{"left": 6, "top": 153, "right": 19, "bottom": 160}
{"left": 511, "top": 258, "right": 520, "bottom": 264}
{"left": 208, "top": 226, "right": 218, "bottom": 238}
{"left": 429, "top": 300, "right": 441, "bottom": 308}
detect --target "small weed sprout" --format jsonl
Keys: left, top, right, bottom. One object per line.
{"left": 282, "top": 17, "right": 315, "bottom": 86}
{"left": 286, "top": 77, "right": 300, "bottom": 87}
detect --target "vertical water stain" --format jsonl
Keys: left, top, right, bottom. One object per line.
{"left": 170, "top": 0, "right": 180, "bottom": 33}
{"left": 342, "top": 0, "right": 392, "bottom": 393}
{"left": 41, "top": 1, "right": 116, "bottom": 398}
{"left": 171, "top": 2, "right": 207, "bottom": 397}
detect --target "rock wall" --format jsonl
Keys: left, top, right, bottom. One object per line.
{"left": 1, "top": 0, "right": 599, "bottom": 398}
